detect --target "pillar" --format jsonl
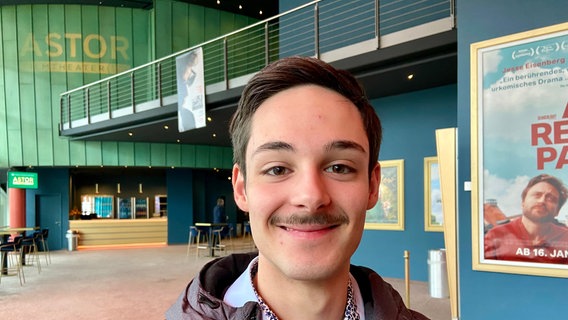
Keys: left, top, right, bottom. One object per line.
{"left": 8, "top": 187, "right": 26, "bottom": 227}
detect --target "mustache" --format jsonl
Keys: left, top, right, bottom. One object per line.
{"left": 269, "top": 212, "right": 350, "bottom": 225}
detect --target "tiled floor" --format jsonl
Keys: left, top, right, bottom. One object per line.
{"left": 0, "top": 237, "right": 450, "bottom": 319}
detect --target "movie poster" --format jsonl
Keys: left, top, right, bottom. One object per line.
{"left": 472, "top": 23, "right": 568, "bottom": 276}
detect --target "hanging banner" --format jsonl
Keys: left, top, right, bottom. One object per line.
{"left": 176, "top": 47, "right": 206, "bottom": 132}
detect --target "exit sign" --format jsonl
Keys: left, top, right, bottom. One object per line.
{"left": 8, "top": 172, "right": 38, "bottom": 189}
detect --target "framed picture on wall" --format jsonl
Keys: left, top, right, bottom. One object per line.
{"left": 365, "top": 159, "right": 404, "bottom": 231}
{"left": 424, "top": 156, "right": 443, "bottom": 232}
{"left": 471, "top": 22, "right": 568, "bottom": 278}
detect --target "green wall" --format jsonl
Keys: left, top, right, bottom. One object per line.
{"left": 0, "top": 1, "right": 254, "bottom": 170}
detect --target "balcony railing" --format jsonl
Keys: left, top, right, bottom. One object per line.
{"left": 60, "top": 0, "right": 455, "bottom": 132}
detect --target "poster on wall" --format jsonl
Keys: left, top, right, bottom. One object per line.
{"left": 424, "top": 156, "right": 443, "bottom": 232}
{"left": 176, "top": 47, "right": 206, "bottom": 132}
{"left": 471, "top": 22, "right": 568, "bottom": 278}
{"left": 365, "top": 159, "right": 404, "bottom": 231}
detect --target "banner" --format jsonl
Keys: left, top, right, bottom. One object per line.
{"left": 176, "top": 47, "right": 206, "bottom": 132}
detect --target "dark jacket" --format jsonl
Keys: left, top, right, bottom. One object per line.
{"left": 166, "top": 253, "right": 430, "bottom": 320}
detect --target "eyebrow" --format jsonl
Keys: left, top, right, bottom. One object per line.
{"left": 252, "top": 140, "right": 366, "bottom": 157}
{"left": 325, "top": 140, "right": 366, "bottom": 154}
{"left": 253, "top": 141, "right": 294, "bottom": 156}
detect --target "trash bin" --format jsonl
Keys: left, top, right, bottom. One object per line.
{"left": 66, "top": 230, "right": 79, "bottom": 251}
{"left": 427, "top": 249, "right": 449, "bottom": 298}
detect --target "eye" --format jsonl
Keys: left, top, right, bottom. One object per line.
{"left": 545, "top": 194, "right": 558, "bottom": 203}
{"left": 325, "top": 164, "right": 354, "bottom": 174}
{"left": 265, "top": 166, "right": 289, "bottom": 176}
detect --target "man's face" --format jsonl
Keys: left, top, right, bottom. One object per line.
{"left": 232, "top": 85, "right": 380, "bottom": 282}
{"left": 522, "top": 181, "right": 560, "bottom": 223}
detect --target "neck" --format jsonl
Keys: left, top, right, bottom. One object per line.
{"left": 254, "top": 257, "right": 350, "bottom": 320}
{"left": 521, "top": 216, "right": 552, "bottom": 242}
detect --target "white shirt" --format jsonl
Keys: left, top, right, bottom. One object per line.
{"left": 224, "top": 257, "right": 365, "bottom": 319}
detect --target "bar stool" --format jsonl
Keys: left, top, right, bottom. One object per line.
{"left": 39, "top": 228, "right": 51, "bottom": 265}
{"left": 186, "top": 226, "right": 208, "bottom": 258}
{"left": 212, "top": 227, "right": 227, "bottom": 256}
{"left": 21, "top": 231, "right": 42, "bottom": 274}
{"left": 0, "top": 236, "right": 25, "bottom": 286}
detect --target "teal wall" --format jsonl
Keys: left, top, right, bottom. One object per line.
{"left": 457, "top": 1, "right": 568, "bottom": 319}
{"left": 0, "top": 1, "right": 257, "bottom": 249}
{"left": 0, "top": 4, "right": 153, "bottom": 168}
{"left": 0, "top": 1, "right": 255, "bottom": 169}
{"left": 352, "top": 84, "right": 457, "bottom": 281}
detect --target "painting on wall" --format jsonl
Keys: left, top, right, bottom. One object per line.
{"left": 365, "top": 159, "right": 404, "bottom": 230}
{"left": 471, "top": 22, "right": 568, "bottom": 278}
{"left": 424, "top": 157, "right": 443, "bottom": 232}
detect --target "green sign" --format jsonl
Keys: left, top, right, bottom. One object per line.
{"left": 8, "top": 172, "right": 38, "bottom": 189}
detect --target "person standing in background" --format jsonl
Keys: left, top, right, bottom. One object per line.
{"left": 213, "top": 196, "right": 226, "bottom": 224}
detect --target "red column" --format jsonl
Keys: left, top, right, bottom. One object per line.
{"left": 8, "top": 188, "right": 26, "bottom": 228}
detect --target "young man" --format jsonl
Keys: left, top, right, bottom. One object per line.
{"left": 167, "top": 56, "right": 429, "bottom": 319}
{"left": 484, "top": 174, "right": 568, "bottom": 263}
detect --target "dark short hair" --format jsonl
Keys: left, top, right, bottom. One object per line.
{"left": 521, "top": 174, "right": 568, "bottom": 209}
{"left": 229, "top": 56, "right": 382, "bottom": 179}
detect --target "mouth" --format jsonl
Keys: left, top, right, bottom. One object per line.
{"left": 278, "top": 224, "right": 341, "bottom": 233}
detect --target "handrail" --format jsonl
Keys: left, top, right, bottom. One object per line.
{"left": 61, "top": 0, "right": 320, "bottom": 95}
{"left": 60, "top": 0, "right": 455, "bottom": 133}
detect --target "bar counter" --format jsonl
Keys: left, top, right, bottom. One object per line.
{"left": 69, "top": 218, "right": 167, "bottom": 247}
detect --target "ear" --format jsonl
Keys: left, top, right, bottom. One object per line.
{"left": 366, "top": 162, "right": 381, "bottom": 210}
{"left": 232, "top": 164, "right": 249, "bottom": 212}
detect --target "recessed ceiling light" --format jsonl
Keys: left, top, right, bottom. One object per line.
{"left": 164, "top": 125, "right": 169, "bottom": 130}
{"left": 128, "top": 132, "right": 133, "bottom": 136}
{"left": 212, "top": 133, "right": 217, "bottom": 138}
{"left": 216, "top": 0, "right": 220, "bottom": 4}
{"left": 239, "top": 5, "right": 242, "bottom": 9}
{"left": 207, "top": 116, "right": 212, "bottom": 122}
{"left": 407, "top": 74, "right": 414, "bottom": 80}
{"left": 259, "top": 10, "right": 263, "bottom": 15}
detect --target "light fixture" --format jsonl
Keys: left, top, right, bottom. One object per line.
{"left": 139, "top": 183, "right": 143, "bottom": 194}
{"left": 407, "top": 74, "right": 414, "bottom": 80}
{"left": 95, "top": 183, "right": 99, "bottom": 194}
{"left": 117, "top": 183, "right": 121, "bottom": 194}
{"left": 239, "top": 5, "right": 242, "bottom": 9}
{"left": 207, "top": 116, "right": 212, "bottom": 122}
{"left": 176, "top": 139, "right": 180, "bottom": 143}
{"left": 164, "top": 125, "right": 169, "bottom": 130}
{"left": 259, "top": 10, "right": 263, "bottom": 15}
{"left": 216, "top": 0, "right": 220, "bottom": 4}
{"left": 128, "top": 132, "right": 133, "bottom": 136}
{"left": 212, "top": 133, "right": 217, "bottom": 138}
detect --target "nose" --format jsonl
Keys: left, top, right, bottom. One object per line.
{"left": 290, "top": 168, "right": 331, "bottom": 212}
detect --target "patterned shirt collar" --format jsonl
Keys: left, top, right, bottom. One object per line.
{"left": 249, "top": 259, "right": 361, "bottom": 320}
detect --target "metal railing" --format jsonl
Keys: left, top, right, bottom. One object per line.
{"left": 60, "top": 0, "right": 455, "bottom": 131}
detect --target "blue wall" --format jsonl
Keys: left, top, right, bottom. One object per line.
{"left": 26, "top": 168, "right": 70, "bottom": 250}
{"left": 166, "top": 168, "right": 235, "bottom": 244}
{"left": 167, "top": 169, "right": 194, "bottom": 244}
{"left": 353, "top": 84, "right": 457, "bottom": 281}
{"left": 457, "top": 1, "right": 568, "bottom": 319}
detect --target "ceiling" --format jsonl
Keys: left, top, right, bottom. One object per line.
{"left": 0, "top": 0, "right": 278, "bottom": 19}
